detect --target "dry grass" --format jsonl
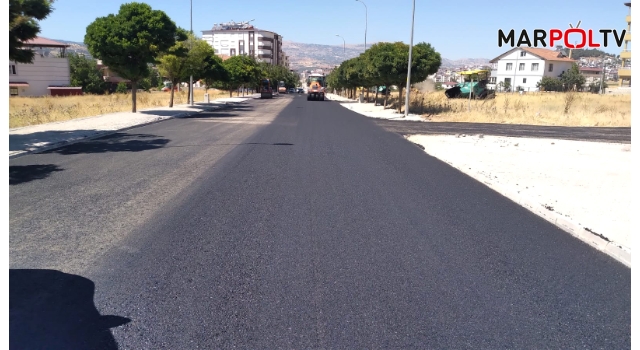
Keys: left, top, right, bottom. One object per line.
{"left": 9, "top": 89, "right": 229, "bottom": 129}
{"left": 369, "top": 90, "right": 631, "bottom": 127}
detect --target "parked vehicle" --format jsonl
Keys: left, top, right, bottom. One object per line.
{"left": 260, "top": 79, "right": 274, "bottom": 99}
{"left": 278, "top": 81, "right": 287, "bottom": 94}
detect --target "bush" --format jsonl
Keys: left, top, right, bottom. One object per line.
{"left": 537, "top": 76, "right": 564, "bottom": 92}
{"left": 115, "top": 82, "right": 128, "bottom": 94}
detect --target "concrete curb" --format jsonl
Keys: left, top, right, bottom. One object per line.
{"left": 405, "top": 136, "right": 631, "bottom": 268}
{"left": 9, "top": 103, "right": 231, "bottom": 160}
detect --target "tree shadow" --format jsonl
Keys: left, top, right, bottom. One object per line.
{"left": 9, "top": 164, "right": 64, "bottom": 185}
{"left": 10, "top": 269, "right": 131, "bottom": 350}
{"left": 10, "top": 130, "right": 104, "bottom": 152}
{"left": 40, "top": 133, "right": 170, "bottom": 155}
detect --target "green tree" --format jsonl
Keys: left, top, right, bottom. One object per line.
{"left": 559, "top": 63, "right": 586, "bottom": 91}
{"left": 214, "top": 55, "right": 260, "bottom": 97}
{"left": 157, "top": 36, "right": 190, "bottom": 107}
{"left": 115, "top": 82, "right": 128, "bottom": 94}
{"left": 68, "top": 53, "right": 107, "bottom": 94}
{"left": 389, "top": 42, "right": 441, "bottom": 113}
{"left": 9, "top": 0, "right": 55, "bottom": 63}
{"left": 84, "top": 2, "right": 182, "bottom": 112}
{"left": 537, "top": 76, "right": 563, "bottom": 92}
{"left": 201, "top": 55, "right": 229, "bottom": 93}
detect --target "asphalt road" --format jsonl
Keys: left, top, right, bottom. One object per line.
{"left": 10, "top": 94, "right": 630, "bottom": 349}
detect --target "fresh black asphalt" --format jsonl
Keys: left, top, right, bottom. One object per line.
{"left": 10, "top": 94, "right": 630, "bottom": 349}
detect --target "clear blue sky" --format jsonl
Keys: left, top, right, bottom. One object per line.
{"left": 39, "top": 0, "right": 630, "bottom": 60}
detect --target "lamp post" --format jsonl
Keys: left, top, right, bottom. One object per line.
{"left": 403, "top": 0, "right": 416, "bottom": 117}
{"left": 355, "top": 0, "right": 367, "bottom": 51}
{"left": 189, "top": 0, "right": 194, "bottom": 105}
{"left": 336, "top": 35, "right": 345, "bottom": 55}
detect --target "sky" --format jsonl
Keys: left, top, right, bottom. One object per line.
{"left": 38, "top": 0, "right": 632, "bottom": 60}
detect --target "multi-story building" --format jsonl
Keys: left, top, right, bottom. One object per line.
{"left": 9, "top": 37, "right": 82, "bottom": 96}
{"left": 619, "top": 2, "right": 631, "bottom": 86}
{"left": 489, "top": 47, "right": 576, "bottom": 91}
{"left": 201, "top": 21, "right": 285, "bottom": 66}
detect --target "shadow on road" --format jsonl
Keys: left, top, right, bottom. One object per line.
{"left": 10, "top": 130, "right": 102, "bottom": 152}
{"left": 9, "top": 164, "right": 64, "bottom": 185}
{"left": 10, "top": 269, "right": 131, "bottom": 350}
{"left": 41, "top": 132, "right": 170, "bottom": 155}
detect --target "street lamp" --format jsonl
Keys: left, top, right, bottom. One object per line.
{"left": 336, "top": 34, "right": 345, "bottom": 55}
{"left": 189, "top": 0, "right": 194, "bottom": 105}
{"left": 355, "top": 0, "right": 367, "bottom": 51}
{"left": 403, "top": 0, "right": 416, "bottom": 117}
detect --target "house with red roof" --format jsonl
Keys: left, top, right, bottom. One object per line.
{"left": 488, "top": 47, "right": 577, "bottom": 92}
{"left": 9, "top": 37, "right": 82, "bottom": 97}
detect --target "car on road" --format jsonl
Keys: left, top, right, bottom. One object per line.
{"left": 289, "top": 88, "right": 295, "bottom": 93}
{"left": 297, "top": 88, "right": 304, "bottom": 94}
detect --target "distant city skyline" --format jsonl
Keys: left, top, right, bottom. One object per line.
{"left": 38, "top": 0, "right": 631, "bottom": 60}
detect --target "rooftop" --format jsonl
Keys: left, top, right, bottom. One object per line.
{"left": 21, "top": 36, "right": 69, "bottom": 48}
{"left": 490, "top": 47, "right": 577, "bottom": 63}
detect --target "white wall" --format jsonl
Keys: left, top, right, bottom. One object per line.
{"left": 203, "top": 29, "right": 278, "bottom": 65}
{"left": 9, "top": 55, "right": 70, "bottom": 96}
{"left": 492, "top": 49, "right": 575, "bottom": 91}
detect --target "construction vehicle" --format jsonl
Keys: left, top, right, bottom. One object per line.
{"left": 444, "top": 69, "right": 494, "bottom": 99}
{"left": 278, "top": 81, "right": 287, "bottom": 94}
{"left": 306, "top": 73, "right": 326, "bottom": 101}
{"left": 260, "top": 79, "right": 273, "bottom": 99}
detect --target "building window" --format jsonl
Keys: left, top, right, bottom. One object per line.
{"left": 10, "top": 65, "right": 16, "bottom": 75}
{"left": 520, "top": 51, "right": 526, "bottom": 57}
{"left": 519, "top": 63, "right": 525, "bottom": 71}
{"left": 10, "top": 87, "right": 18, "bottom": 96}
{"left": 523, "top": 78, "right": 527, "bottom": 83}
{"left": 220, "top": 40, "right": 228, "bottom": 47}
{"left": 548, "top": 64, "right": 554, "bottom": 72}
{"left": 506, "top": 63, "right": 513, "bottom": 70}
{"left": 239, "top": 40, "right": 245, "bottom": 55}
{"left": 230, "top": 48, "right": 236, "bottom": 56}
{"left": 531, "top": 63, "right": 539, "bottom": 71}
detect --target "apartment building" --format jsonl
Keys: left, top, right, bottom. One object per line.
{"left": 201, "top": 21, "right": 286, "bottom": 66}
{"left": 619, "top": 2, "right": 631, "bottom": 86}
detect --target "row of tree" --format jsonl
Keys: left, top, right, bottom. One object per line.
{"left": 10, "top": 1, "right": 299, "bottom": 112}
{"left": 325, "top": 41, "right": 442, "bottom": 113}
{"left": 82, "top": 2, "right": 300, "bottom": 111}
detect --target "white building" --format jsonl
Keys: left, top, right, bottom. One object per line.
{"left": 9, "top": 37, "right": 80, "bottom": 97}
{"left": 201, "top": 21, "right": 286, "bottom": 66}
{"left": 489, "top": 47, "right": 577, "bottom": 92}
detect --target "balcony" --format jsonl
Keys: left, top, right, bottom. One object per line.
{"left": 258, "top": 54, "right": 273, "bottom": 59}
{"left": 620, "top": 50, "right": 631, "bottom": 59}
{"left": 259, "top": 37, "right": 273, "bottom": 43}
{"left": 258, "top": 45, "right": 272, "bottom": 50}
{"left": 624, "top": 32, "right": 631, "bottom": 41}
{"left": 618, "top": 68, "right": 631, "bottom": 77}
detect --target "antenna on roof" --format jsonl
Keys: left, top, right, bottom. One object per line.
{"left": 567, "top": 20, "right": 582, "bottom": 59}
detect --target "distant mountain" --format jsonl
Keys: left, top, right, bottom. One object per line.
{"left": 52, "top": 39, "right": 92, "bottom": 58}
{"left": 282, "top": 41, "right": 489, "bottom": 71}
{"left": 48, "top": 38, "right": 490, "bottom": 70}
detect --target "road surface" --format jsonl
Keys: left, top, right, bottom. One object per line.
{"left": 10, "top": 94, "right": 630, "bottom": 349}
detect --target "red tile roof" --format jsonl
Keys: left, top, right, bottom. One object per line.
{"left": 22, "top": 37, "right": 69, "bottom": 48}
{"left": 490, "top": 47, "right": 577, "bottom": 63}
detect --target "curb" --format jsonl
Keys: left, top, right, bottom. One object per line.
{"left": 9, "top": 103, "right": 230, "bottom": 160}
{"left": 405, "top": 136, "right": 631, "bottom": 268}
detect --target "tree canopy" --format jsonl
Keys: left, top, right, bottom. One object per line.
{"left": 9, "top": 0, "right": 55, "bottom": 63}
{"left": 68, "top": 53, "right": 107, "bottom": 94}
{"left": 84, "top": 2, "right": 182, "bottom": 112}
{"left": 327, "top": 41, "right": 442, "bottom": 112}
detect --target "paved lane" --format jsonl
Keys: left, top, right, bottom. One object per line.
{"left": 10, "top": 94, "right": 630, "bottom": 349}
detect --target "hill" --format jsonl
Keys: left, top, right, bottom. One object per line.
{"left": 47, "top": 38, "right": 490, "bottom": 70}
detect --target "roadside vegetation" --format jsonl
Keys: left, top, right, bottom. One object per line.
{"left": 326, "top": 42, "right": 629, "bottom": 127}
{"left": 9, "top": 1, "right": 300, "bottom": 127}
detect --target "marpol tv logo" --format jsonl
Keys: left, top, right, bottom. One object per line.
{"left": 498, "top": 21, "right": 627, "bottom": 49}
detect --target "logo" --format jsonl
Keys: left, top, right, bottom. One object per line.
{"left": 498, "top": 21, "right": 627, "bottom": 49}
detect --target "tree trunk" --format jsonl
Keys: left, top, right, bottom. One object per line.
{"left": 131, "top": 81, "right": 138, "bottom": 112}
{"left": 383, "top": 87, "right": 389, "bottom": 108}
{"left": 229, "top": 88, "right": 233, "bottom": 97}
{"left": 366, "top": 88, "right": 370, "bottom": 103}
{"left": 169, "top": 79, "right": 177, "bottom": 107}
{"left": 374, "top": 87, "right": 379, "bottom": 106}
{"left": 397, "top": 86, "right": 404, "bottom": 113}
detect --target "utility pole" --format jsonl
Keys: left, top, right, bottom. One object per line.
{"left": 403, "top": 0, "right": 415, "bottom": 117}
{"left": 599, "top": 62, "right": 606, "bottom": 94}
{"left": 189, "top": 0, "right": 194, "bottom": 105}
{"left": 356, "top": 0, "right": 367, "bottom": 51}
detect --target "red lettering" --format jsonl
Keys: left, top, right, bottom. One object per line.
{"left": 565, "top": 28, "right": 586, "bottom": 48}
{"left": 588, "top": 29, "right": 600, "bottom": 48}
{"left": 549, "top": 29, "right": 563, "bottom": 47}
